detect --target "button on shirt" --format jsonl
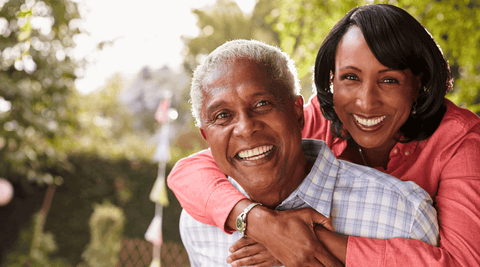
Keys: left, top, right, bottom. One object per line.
{"left": 180, "top": 139, "right": 439, "bottom": 267}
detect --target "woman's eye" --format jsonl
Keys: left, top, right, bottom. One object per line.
{"left": 383, "top": 78, "right": 399, "bottom": 84}
{"left": 341, "top": 74, "right": 358, "bottom": 81}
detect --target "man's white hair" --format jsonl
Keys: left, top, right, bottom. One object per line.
{"left": 190, "top": 39, "right": 301, "bottom": 127}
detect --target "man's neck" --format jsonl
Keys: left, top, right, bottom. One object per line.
{"left": 247, "top": 156, "right": 314, "bottom": 209}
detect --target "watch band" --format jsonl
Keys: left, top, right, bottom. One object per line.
{"left": 236, "top": 203, "right": 262, "bottom": 235}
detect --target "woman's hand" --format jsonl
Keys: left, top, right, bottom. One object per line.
{"left": 229, "top": 207, "right": 342, "bottom": 267}
{"left": 227, "top": 236, "right": 283, "bottom": 267}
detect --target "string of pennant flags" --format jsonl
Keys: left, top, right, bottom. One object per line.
{"left": 145, "top": 93, "right": 173, "bottom": 267}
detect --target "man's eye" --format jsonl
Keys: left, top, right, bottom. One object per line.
{"left": 257, "top": 100, "right": 269, "bottom": 107}
{"left": 216, "top": 112, "right": 229, "bottom": 119}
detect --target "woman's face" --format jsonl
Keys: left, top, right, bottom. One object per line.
{"left": 333, "top": 26, "right": 419, "bottom": 152}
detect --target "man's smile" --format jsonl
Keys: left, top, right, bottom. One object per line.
{"left": 236, "top": 145, "right": 275, "bottom": 160}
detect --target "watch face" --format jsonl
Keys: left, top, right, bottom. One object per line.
{"left": 236, "top": 218, "right": 243, "bottom": 231}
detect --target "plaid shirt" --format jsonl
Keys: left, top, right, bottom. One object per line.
{"left": 180, "top": 139, "right": 439, "bottom": 267}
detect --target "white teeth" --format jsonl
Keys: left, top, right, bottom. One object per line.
{"left": 237, "top": 145, "right": 274, "bottom": 160}
{"left": 353, "top": 114, "right": 387, "bottom": 127}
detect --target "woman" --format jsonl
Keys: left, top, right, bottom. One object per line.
{"left": 168, "top": 4, "right": 480, "bottom": 266}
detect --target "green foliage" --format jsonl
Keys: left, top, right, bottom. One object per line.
{"left": 274, "top": 0, "right": 480, "bottom": 112}
{"left": 0, "top": 0, "right": 82, "bottom": 188}
{"left": 182, "top": 0, "right": 281, "bottom": 72}
{"left": 3, "top": 212, "right": 72, "bottom": 267}
{"left": 78, "top": 201, "right": 125, "bottom": 267}
{"left": 41, "top": 153, "right": 156, "bottom": 264}
{"left": 59, "top": 74, "right": 157, "bottom": 161}
{"left": 1, "top": 152, "right": 186, "bottom": 265}
{"left": 182, "top": 0, "right": 319, "bottom": 107}
{"left": 397, "top": 0, "right": 480, "bottom": 112}
{"left": 182, "top": 0, "right": 250, "bottom": 72}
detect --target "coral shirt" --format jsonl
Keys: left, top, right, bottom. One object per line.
{"left": 167, "top": 96, "right": 480, "bottom": 267}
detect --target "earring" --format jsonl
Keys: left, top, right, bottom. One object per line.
{"left": 329, "top": 70, "right": 334, "bottom": 93}
{"left": 411, "top": 102, "right": 417, "bottom": 115}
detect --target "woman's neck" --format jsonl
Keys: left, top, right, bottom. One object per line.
{"left": 359, "top": 144, "right": 392, "bottom": 170}
{"left": 340, "top": 138, "right": 396, "bottom": 170}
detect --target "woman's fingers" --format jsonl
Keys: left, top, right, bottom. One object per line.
{"left": 227, "top": 237, "right": 282, "bottom": 267}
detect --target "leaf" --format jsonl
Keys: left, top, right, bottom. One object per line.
{"left": 18, "top": 30, "right": 31, "bottom": 41}
{"left": 17, "top": 10, "right": 33, "bottom": 18}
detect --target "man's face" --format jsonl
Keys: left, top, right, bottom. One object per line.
{"left": 199, "top": 58, "right": 305, "bottom": 198}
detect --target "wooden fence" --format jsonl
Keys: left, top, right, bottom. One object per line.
{"left": 117, "top": 238, "right": 190, "bottom": 267}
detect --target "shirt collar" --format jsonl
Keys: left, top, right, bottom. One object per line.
{"left": 230, "top": 139, "right": 340, "bottom": 217}
{"left": 279, "top": 139, "right": 340, "bottom": 217}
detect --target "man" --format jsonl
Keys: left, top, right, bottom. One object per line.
{"left": 179, "top": 39, "right": 438, "bottom": 266}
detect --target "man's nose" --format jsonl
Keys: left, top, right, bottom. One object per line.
{"left": 233, "top": 113, "right": 262, "bottom": 138}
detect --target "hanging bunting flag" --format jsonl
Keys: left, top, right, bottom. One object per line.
{"left": 154, "top": 98, "right": 170, "bottom": 124}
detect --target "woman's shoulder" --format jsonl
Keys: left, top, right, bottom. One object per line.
{"left": 440, "top": 98, "right": 480, "bottom": 135}
{"left": 420, "top": 98, "right": 480, "bottom": 155}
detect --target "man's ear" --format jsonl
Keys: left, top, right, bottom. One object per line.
{"left": 200, "top": 128, "right": 207, "bottom": 141}
{"left": 294, "top": 96, "right": 305, "bottom": 130}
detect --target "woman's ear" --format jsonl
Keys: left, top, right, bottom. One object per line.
{"left": 329, "top": 70, "right": 335, "bottom": 93}
{"left": 413, "top": 73, "right": 423, "bottom": 101}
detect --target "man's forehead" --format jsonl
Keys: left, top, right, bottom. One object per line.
{"left": 204, "top": 57, "right": 257, "bottom": 82}
{"left": 200, "top": 57, "right": 290, "bottom": 104}
{"left": 202, "top": 58, "right": 262, "bottom": 93}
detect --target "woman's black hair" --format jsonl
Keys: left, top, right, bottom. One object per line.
{"left": 314, "top": 4, "right": 452, "bottom": 142}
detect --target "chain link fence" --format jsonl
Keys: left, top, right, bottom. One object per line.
{"left": 117, "top": 238, "right": 190, "bottom": 267}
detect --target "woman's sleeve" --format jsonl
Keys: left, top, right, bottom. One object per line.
{"left": 345, "top": 133, "right": 480, "bottom": 267}
{"left": 167, "top": 149, "right": 247, "bottom": 232}
{"left": 302, "top": 95, "right": 330, "bottom": 140}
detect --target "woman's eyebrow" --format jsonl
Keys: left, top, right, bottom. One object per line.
{"left": 339, "top": 65, "right": 361, "bottom": 72}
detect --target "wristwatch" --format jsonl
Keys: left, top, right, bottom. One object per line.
{"left": 236, "top": 203, "right": 262, "bottom": 235}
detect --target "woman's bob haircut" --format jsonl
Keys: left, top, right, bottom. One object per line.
{"left": 314, "top": 4, "right": 453, "bottom": 142}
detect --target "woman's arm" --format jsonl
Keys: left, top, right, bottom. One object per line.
{"left": 345, "top": 136, "right": 480, "bottom": 267}
{"left": 227, "top": 206, "right": 342, "bottom": 267}
{"left": 167, "top": 149, "right": 247, "bottom": 231}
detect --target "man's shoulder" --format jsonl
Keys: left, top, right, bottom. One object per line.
{"left": 301, "top": 139, "right": 329, "bottom": 158}
{"left": 180, "top": 209, "right": 240, "bottom": 266}
{"left": 337, "top": 161, "right": 432, "bottom": 208}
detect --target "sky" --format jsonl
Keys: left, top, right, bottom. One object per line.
{"left": 73, "top": 0, "right": 257, "bottom": 94}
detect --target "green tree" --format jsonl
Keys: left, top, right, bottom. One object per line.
{"left": 0, "top": 0, "right": 82, "bottom": 188}
{"left": 182, "top": 0, "right": 282, "bottom": 72}
{"left": 60, "top": 73, "right": 157, "bottom": 161}
{"left": 274, "top": 0, "right": 480, "bottom": 112}
{"left": 184, "top": 0, "right": 341, "bottom": 104}
{"left": 3, "top": 212, "right": 72, "bottom": 267}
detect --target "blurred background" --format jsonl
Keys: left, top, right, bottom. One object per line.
{"left": 0, "top": 0, "right": 478, "bottom": 266}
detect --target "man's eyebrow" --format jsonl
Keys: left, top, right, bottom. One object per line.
{"left": 204, "top": 91, "right": 274, "bottom": 114}
{"left": 205, "top": 101, "right": 225, "bottom": 114}
{"left": 252, "top": 91, "right": 270, "bottom": 97}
